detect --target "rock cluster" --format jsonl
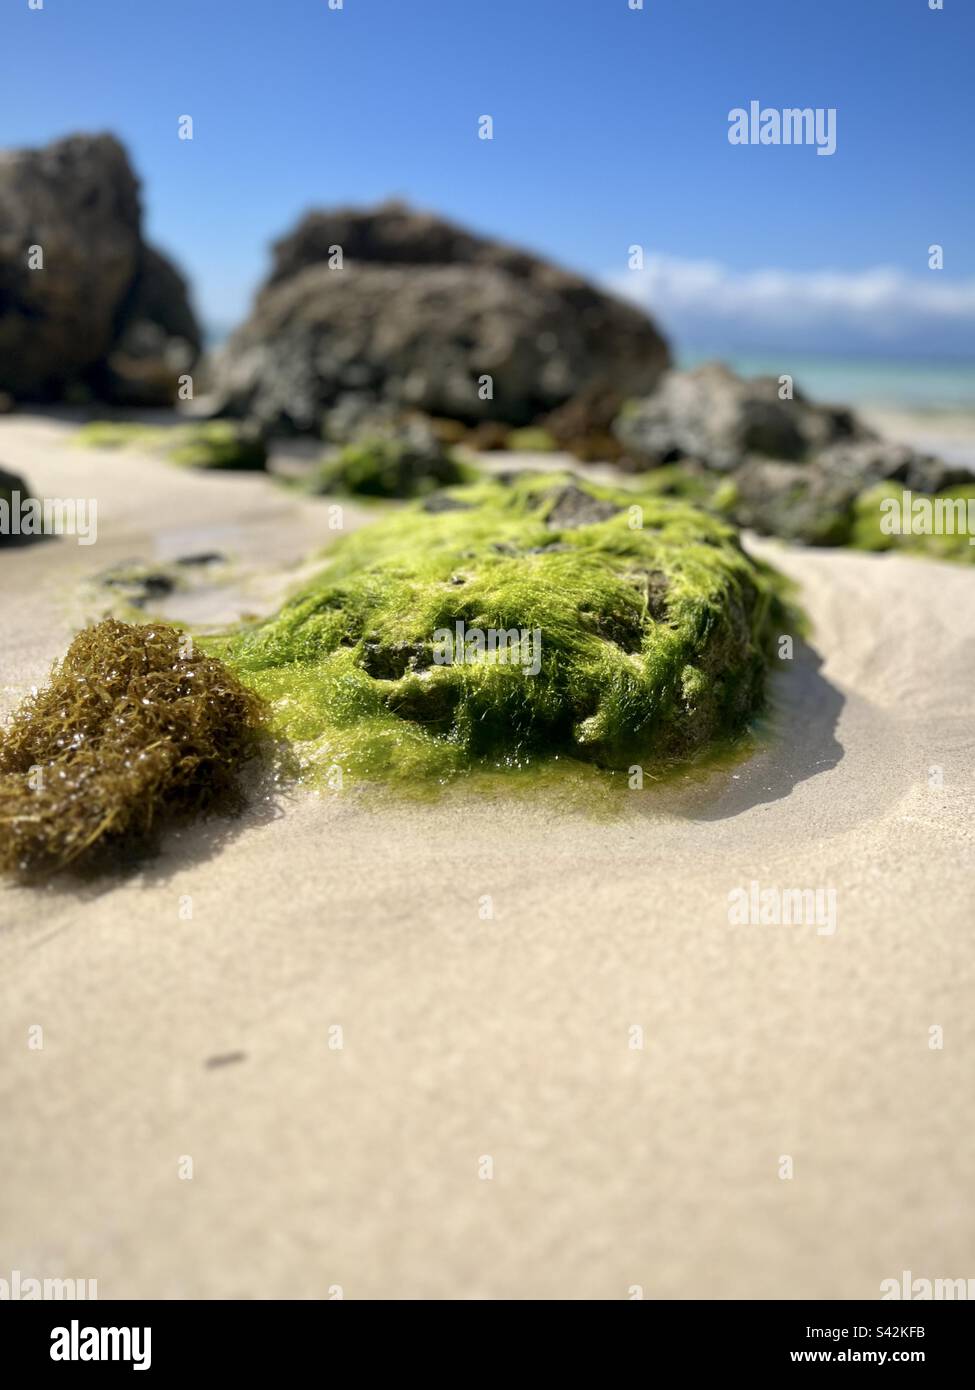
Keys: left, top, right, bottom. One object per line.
{"left": 615, "top": 363, "right": 970, "bottom": 544}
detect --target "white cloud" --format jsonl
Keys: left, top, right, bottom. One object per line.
{"left": 607, "top": 256, "right": 975, "bottom": 355}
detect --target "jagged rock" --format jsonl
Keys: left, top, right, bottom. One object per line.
{"left": 0, "top": 134, "right": 201, "bottom": 404}
{"left": 728, "top": 458, "right": 861, "bottom": 545}
{"left": 212, "top": 200, "right": 670, "bottom": 436}
{"left": 813, "top": 439, "right": 971, "bottom": 495}
{"left": 543, "top": 483, "right": 621, "bottom": 530}
{"left": 727, "top": 441, "right": 972, "bottom": 546}
{"left": 615, "top": 362, "right": 974, "bottom": 546}
{"left": 614, "top": 362, "right": 862, "bottom": 471}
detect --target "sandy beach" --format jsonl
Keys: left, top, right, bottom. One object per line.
{"left": 1, "top": 412, "right": 973, "bottom": 1300}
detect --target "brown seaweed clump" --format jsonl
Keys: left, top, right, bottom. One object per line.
{"left": 0, "top": 620, "right": 267, "bottom": 877}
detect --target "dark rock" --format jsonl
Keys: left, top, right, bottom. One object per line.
{"left": 1, "top": 465, "right": 33, "bottom": 547}
{"left": 613, "top": 362, "right": 975, "bottom": 547}
{"left": 814, "top": 439, "right": 971, "bottom": 495}
{"left": 96, "top": 246, "right": 202, "bottom": 406}
{"left": 421, "top": 493, "right": 474, "bottom": 514}
{"left": 360, "top": 640, "right": 432, "bottom": 680}
{"left": 320, "top": 391, "right": 402, "bottom": 445}
{"left": 175, "top": 552, "right": 226, "bottom": 567}
{"left": 615, "top": 362, "right": 863, "bottom": 471}
{"left": 543, "top": 483, "right": 621, "bottom": 530}
{"left": 94, "top": 561, "right": 177, "bottom": 607}
{"left": 212, "top": 200, "right": 670, "bottom": 436}
{"left": 627, "top": 569, "right": 671, "bottom": 622}
{"left": 120, "top": 245, "right": 202, "bottom": 358}
{"left": 728, "top": 458, "right": 860, "bottom": 545}
{"left": 727, "top": 439, "right": 975, "bottom": 546}
{"left": 385, "top": 671, "right": 460, "bottom": 724}
{"left": 0, "top": 134, "right": 201, "bottom": 403}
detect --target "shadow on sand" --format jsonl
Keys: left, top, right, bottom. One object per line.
{"left": 665, "top": 639, "right": 846, "bottom": 823}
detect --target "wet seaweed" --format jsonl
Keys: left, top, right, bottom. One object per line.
{"left": 215, "top": 472, "right": 797, "bottom": 785}
{"left": 0, "top": 619, "right": 267, "bottom": 877}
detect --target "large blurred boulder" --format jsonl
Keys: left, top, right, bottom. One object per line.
{"left": 212, "top": 200, "right": 670, "bottom": 435}
{"left": 94, "top": 245, "right": 203, "bottom": 407}
{"left": 0, "top": 133, "right": 201, "bottom": 404}
{"left": 614, "top": 361, "right": 863, "bottom": 471}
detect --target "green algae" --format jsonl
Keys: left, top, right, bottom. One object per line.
{"left": 505, "top": 427, "right": 558, "bottom": 453}
{"left": 211, "top": 473, "right": 796, "bottom": 787}
{"left": 74, "top": 420, "right": 267, "bottom": 471}
{"left": 630, "top": 465, "right": 727, "bottom": 508}
{"left": 851, "top": 482, "right": 975, "bottom": 562}
{"left": 304, "top": 435, "right": 472, "bottom": 499}
{"left": 73, "top": 421, "right": 164, "bottom": 450}
{"left": 167, "top": 421, "right": 266, "bottom": 471}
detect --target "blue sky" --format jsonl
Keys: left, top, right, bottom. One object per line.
{"left": 2, "top": 0, "right": 973, "bottom": 358}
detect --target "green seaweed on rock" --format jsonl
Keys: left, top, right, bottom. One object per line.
{"left": 303, "top": 434, "right": 473, "bottom": 499}
{"left": 74, "top": 420, "right": 267, "bottom": 470}
{"left": 212, "top": 473, "right": 796, "bottom": 785}
{"left": 850, "top": 482, "right": 975, "bottom": 562}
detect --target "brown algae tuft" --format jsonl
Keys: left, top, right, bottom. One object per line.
{"left": 0, "top": 619, "right": 267, "bottom": 877}
{"left": 214, "top": 473, "right": 797, "bottom": 785}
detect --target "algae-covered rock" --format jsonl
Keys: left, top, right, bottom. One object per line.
{"left": 73, "top": 421, "right": 162, "bottom": 451}
{"left": 75, "top": 420, "right": 267, "bottom": 471}
{"left": 167, "top": 421, "right": 267, "bottom": 471}
{"left": 613, "top": 364, "right": 975, "bottom": 552}
{"left": 726, "top": 442, "right": 973, "bottom": 547}
{"left": 0, "top": 620, "right": 267, "bottom": 877}
{"left": 305, "top": 432, "right": 470, "bottom": 499}
{"left": 851, "top": 482, "right": 975, "bottom": 562}
{"left": 505, "top": 427, "right": 558, "bottom": 454}
{"left": 727, "top": 457, "right": 859, "bottom": 546}
{"left": 217, "top": 474, "right": 792, "bottom": 783}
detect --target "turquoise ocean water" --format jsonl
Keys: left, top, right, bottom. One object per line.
{"left": 680, "top": 352, "right": 975, "bottom": 413}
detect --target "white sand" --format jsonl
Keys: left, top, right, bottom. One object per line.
{"left": 1, "top": 413, "right": 973, "bottom": 1299}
